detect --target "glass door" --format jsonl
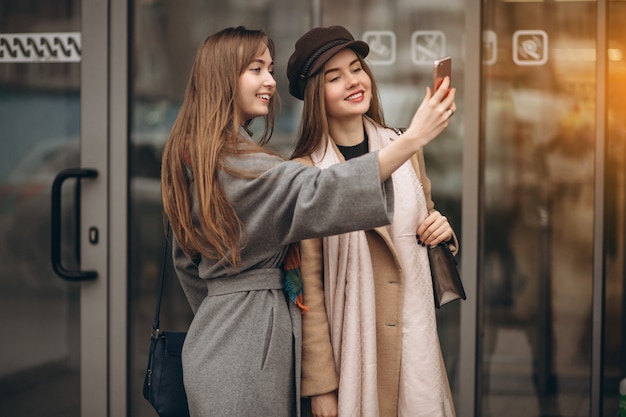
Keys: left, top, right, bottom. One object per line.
{"left": 0, "top": 3, "right": 82, "bottom": 416}
{"left": 0, "top": 1, "right": 110, "bottom": 416}
{"left": 479, "top": 0, "right": 625, "bottom": 416}
{"left": 603, "top": 0, "right": 626, "bottom": 414}
{"left": 481, "top": 2, "right": 598, "bottom": 413}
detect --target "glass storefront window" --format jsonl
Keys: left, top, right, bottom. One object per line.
{"left": 604, "top": 1, "right": 626, "bottom": 415}
{"left": 130, "top": 1, "right": 623, "bottom": 416}
{"left": 480, "top": 1, "right": 604, "bottom": 415}
{"left": 1, "top": 1, "right": 623, "bottom": 416}
{"left": 0, "top": 1, "right": 81, "bottom": 416}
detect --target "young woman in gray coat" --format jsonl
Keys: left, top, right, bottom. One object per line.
{"left": 160, "top": 26, "right": 456, "bottom": 417}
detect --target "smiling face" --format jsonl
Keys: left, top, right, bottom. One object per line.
{"left": 237, "top": 46, "right": 276, "bottom": 122}
{"left": 322, "top": 48, "right": 372, "bottom": 123}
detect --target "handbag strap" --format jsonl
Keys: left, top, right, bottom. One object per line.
{"left": 151, "top": 224, "right": 170, "bottom": 337}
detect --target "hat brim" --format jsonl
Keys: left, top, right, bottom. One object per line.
{"left": 307, "top": 40, "right": 370, "bottom": 78}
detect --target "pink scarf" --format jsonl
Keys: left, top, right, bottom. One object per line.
{"left": 309, "top": 121, "right": 391, "bottom": 417}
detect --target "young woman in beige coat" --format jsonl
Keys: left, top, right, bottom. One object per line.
{"left": 287, "top": 26, "right": 458, "bottom": 417}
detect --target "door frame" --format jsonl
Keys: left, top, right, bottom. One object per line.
{"left": 459, "top": 0, "right": 481, "bottom": 416}
{"left": 108, "top": 0, "right": 130, "bottom": 415}
{"left": 80, "top": 0, "right": 129, "bottom": 415}
{"left": 591, "top": 0, "right": 608, "bottom": 413}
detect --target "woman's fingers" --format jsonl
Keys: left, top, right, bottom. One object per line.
{"left": 397, "top": 78, "right": 457, "bottom": 153}
{"left": 432, "top": 77, "right": 456, "bottom": 122}
{"left": 417, "top": 212, "right": 453, "bottom": 245}
{"left": 432, "top": 76, "right": 451, "bottom": 101}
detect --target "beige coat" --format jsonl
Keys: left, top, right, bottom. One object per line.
{"left": 297, "top": 148, "right": 458, "bottom": 417}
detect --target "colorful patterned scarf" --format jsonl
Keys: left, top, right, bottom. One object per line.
{"left": 283, "top": 243, "right": 309, "bottom": 313}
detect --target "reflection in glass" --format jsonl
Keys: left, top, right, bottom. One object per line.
{"left": 603, "top": 1, "right": 626, "bottom": 416}
{"left": 0, "top": 2, "right": 81, "bottom": 416}
{"left": 481, "top": 2, "right": 599, "bottom": 416}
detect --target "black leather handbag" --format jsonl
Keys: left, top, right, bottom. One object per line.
{"left": 142, "top": 231, "right": 190, "bottom": 417}
{"left": 427, "top": 242, "right": 467, "bottom": 309}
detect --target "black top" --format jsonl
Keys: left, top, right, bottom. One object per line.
{"left": 336, "top": 132, "right": 369, "bottom": 160}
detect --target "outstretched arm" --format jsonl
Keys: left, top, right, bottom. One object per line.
{"left": 378, "top": 76, "right": 456, "bottom": 181}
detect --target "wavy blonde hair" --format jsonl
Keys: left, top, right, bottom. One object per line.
{"left": 290, "top": 54, "right": 385, "bottom": 159}
{"left": 161, "top": 26, "right": 277, "bottom": 268}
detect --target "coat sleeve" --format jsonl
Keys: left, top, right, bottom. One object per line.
{"left": 224, "top": 151, "right": 395, "bottom": 247}
{"left": 282, "top": 152, "right": 394, "bottom": 243}
{"left": 300, "top": 237, "right": 339, "bottom": 397}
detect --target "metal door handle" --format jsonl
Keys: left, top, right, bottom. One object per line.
{"left": 51, "top": 167, "right": 98, "bottom": 281}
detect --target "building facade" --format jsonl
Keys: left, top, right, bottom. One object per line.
{"left": 0, "top": 0, "right": 624, "bottom": 416}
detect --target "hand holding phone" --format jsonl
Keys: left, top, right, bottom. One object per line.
{"left": 433, "top": 56, "right": 452, "bottom": 98}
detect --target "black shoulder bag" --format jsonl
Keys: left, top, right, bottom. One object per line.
{"left": 427, "top": 242, "right": 467, "bottom": 308}
{"left": 142, "top": 230, "right": 190, "bottom": 417}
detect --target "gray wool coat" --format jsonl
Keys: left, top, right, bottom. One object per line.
{"left": 172, "top": 136, "right": 395, "bottom": 417}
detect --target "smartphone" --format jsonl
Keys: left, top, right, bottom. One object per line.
{"left": 433, "top": 56, "right": 452, "bottom": 94}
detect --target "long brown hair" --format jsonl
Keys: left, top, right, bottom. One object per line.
{"left": 161, "top": 26, "right": 277, "bottom": 268}
{"left": 290, "top": 54, "right": 385, "bottom": 159}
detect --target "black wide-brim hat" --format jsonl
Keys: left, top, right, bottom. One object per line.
{"left": 287, "top": 25, "right": 369, "bottom": 100}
